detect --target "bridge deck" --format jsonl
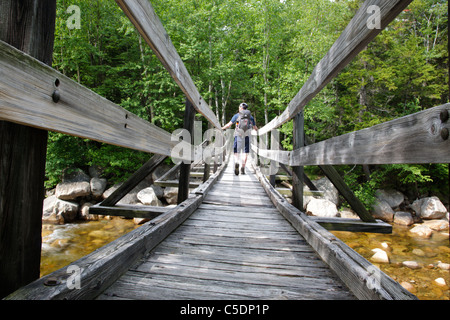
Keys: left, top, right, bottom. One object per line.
{"left": 98, "top": 164, "right": 355, "bottom": 300}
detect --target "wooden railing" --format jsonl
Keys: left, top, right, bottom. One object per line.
{"left": 0, "top": 0, "right": 448, "bottom": 300}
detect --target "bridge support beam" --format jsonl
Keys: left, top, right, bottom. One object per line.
{"left": 178, "top": 99, "right": 195, "bottom": 204}
{"left": 0, "top": 0, "right": 56, "bottom": 298}
{"left": 292, "top": 112, "right": 304, "bottom": 210}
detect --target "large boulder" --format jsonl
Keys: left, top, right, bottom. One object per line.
{"left": 164, "top": 187, "right": 179, "bottom": 205}
{"left": 306, "top": 198, "right": 339, "bottom": 218}
{"left": 371, "top": 199, "right": 394, "bottom": 222}
{"left": 393, "top": 211, "right": 414, "bottom": 226}
{"left": 90, "top": 177, "right": 107, "bottom": 199}
{"left": 375, "top": 189, "right": 405, "bottom": 209}
{"left": 412, "top": 197, "right": 447, "bottom": 220}
{"left": 53, "top": 199, "right": 79, "bottom": 223}
{"left": 137, "top": 187, "right": 163, "bottom": 206}
{"left": 56, "top": 181, "right": 91, "bottom": 200}
{"left": 312, "top": 177, "right": 340, "bottom": 206}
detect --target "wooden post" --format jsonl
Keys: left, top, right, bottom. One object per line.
{"left": 269, "top": 129, "right": 280, "bottom": 186}
{"left": 0, "top": 0, "right": 56, "bottom": 298}
{"left": 177, "top": 99, "right": 195, "bottom": 204}
{"left": 292, "top": 112, "right": 304, "bottom": 210}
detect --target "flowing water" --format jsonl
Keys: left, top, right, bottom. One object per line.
{"left": 41, "top": 218, "right": 139, "bottom": 277}
{"left": 332, "top": 224, "right": 450, "bottom": 300}
{"left": 41, "top": 218, "right": 449, "bottom": 300}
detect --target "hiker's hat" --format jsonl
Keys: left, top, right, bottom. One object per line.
{"left": 240, "top": 103, "right": 248, "bottom": 109}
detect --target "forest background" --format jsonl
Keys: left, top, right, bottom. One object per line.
{"left": 48, "top": 0, "right": 448, "bottom": 209}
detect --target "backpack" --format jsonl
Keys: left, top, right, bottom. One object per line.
{"left": 236, "top": 109, "right": 252, "bottom": 134}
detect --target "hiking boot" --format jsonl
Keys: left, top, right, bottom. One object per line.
{"left": 235, "top": 163, "right": 239, "bottom": 175}
{"left": 241, "top": 166, "right": 246, "bottom": 174}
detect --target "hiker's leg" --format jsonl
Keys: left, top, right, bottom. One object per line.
{"left": 241, "top": 136, "right": 250, "bottom": 174}
{"left": 234, "top": 136, "right": 241, "bottom": 175}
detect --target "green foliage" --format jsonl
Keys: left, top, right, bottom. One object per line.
{"left": 46, "top": 0, "right": 448, "bottom": 200}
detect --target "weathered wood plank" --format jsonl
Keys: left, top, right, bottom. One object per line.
{"left": 254, "top": 104, "right": 450, "bottom": 165}
{"left": 6, "top": 152, "right": 228, "bottom": 300}
{"left": 115, "top": 0, "right": 221, "bottom": 129}
{"left": 258, "top": 0, "right": 413, "bottom": 135}
{"left": 0, "top": 40, "right": 191, "bottom": 160}
{"left": 99, "top": 162, "right": 355, "bottom": 300}
{"left": 290, "top": 104, "right": 450, "bottom": 166}
{"left": 89, "top": 204, "right": 168, "bottom": 219}
{"left": 0, "top": 0, "right": 56, "bottom": 298}
{"left": 310, "top": 217, "right": 392, "bottom": 234}
{"left": 253, "top": 165, "right": 417, "bottom": 300}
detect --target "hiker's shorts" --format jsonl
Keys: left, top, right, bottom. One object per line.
{"left": 234, "top": 136, "right": 250, "bottom": 154}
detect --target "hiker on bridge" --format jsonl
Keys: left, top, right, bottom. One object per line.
{"left": 222, "top": 102, "right": 258, "bottom": 175}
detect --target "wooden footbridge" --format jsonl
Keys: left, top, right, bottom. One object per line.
{"left": 1, "top": 0, "right": 448, "bottom": 300}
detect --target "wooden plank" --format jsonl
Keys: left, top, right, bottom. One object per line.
{"left": 290, "top": 104, "right": 450, "bottom": 166}
{"left": 253, "top": 165, "right": 417, "bottom": 300}
{"left": 178, "top": 100, "right": 195, "bottom": 204}
{"left": 100, "top": 154, "right": 167, "bottom": 206}
{"left": 0, "top": 40, "right": 192, "bottom": 160}
{"left": 6, "top": 155, "right": 228, "bottom": 300}
{"left": 115, "top": 0, "right": 221, "bottom": 129}
{"left": 89, "top": 204, "right": 168, "bottom": 219}
{"left": 254, "top": 104, "right": 450, "bottom": 165}
{"left": 292, "top": 112, "right": 304, "bottom": 210}
{"left": 310, "top": 217, "right": 392, "bottom": 234}
{"left": 258, "top": 0, "right": 413, "bottom": 135}
{"left": 0, "top": 0, "right": 56, "bottom": 298}
{"left": 6, "top": 194, "right": 203, "bottom": 300}
{"left": 99, "top": 161, "right": 355, "bottom": 300}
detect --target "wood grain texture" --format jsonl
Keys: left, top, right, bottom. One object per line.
{"left": 0, "top": 40, "right": 192, "bottom": 160}
{"left": 6, "top": 159, "right": 228, "bottom": 300}
{"left": 98, "top": 163, "right": 356, "bottom": 300}
{"left": 255, "top": 104, "right": 450, "bottom": 166}
{"left": 253, "top": 165, "right": 417, "bottom": 300}
{"left": 115, "top": 0, "right": 221, "bottom": 129}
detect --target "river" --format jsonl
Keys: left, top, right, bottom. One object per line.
{"left": 40, "top": 218, "right": 449, "bottom": 300}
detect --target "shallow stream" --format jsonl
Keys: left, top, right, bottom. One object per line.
{"left": 41, "top": 218, "right": 449, "bottom": 300}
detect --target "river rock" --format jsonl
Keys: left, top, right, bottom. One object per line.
{"left": 400, "top": 281, "right": 416, "bottom": 294}
{"left": 412, "top": 197, "right": 447, "bottom": 220}
{"left": 409, "top": 224, "right": 433, "bottom": 238}
{"left": 371, "top": 248, "right": 389, "bottom": 263}
{"left": 393, "top": 211, "right": 414, "bottom": 226}
{"left": 306, "top": 198, "right": 339, "bottom": 218}
{"left": 53, "top": 199, "right": 79, "bottom": 223}
{"left": 375, "top": 189, "right": 404, "bottom": 209}
{"left": 80, "top": 202, "right": 98, "bottom": 221}
{"left": 103, "top": 183, "right": 140, "bottom": 205}
{"left": 437, "top": 261, "right": 450, "bottom": 270}
{"left": 339, "top": 208, "right": 359, "bottom": 219}
{"left": 434, "top": 278, "right": 447, "bottom": 287}
{"left": 90, "top": 177, "right": 107, "bottom": 199}
{"left": 423, "top": 219, "right": 449, "bottom": 231}
{"left": 137, "top": 187, "right": 163, "bottom": 206}
{"left": 164, "top": 187, "right": 179, "bottom": 205}
{"left": 312, "top": 177, "right": 340, "bottom": 206}
{"left": 56, "top": 181, "right": 91, "bottom": 200}
{"left": 402, "top": 261, "right": 421, "bottom": 269}
{"left": 371, "top": 199, "right": 394, "bottom": 222}
{"left": 42, "top": 195, "right": 64, "bottom": 224}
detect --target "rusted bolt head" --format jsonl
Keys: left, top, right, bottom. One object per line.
{"left": 52, "top": 90, "right": 60, "bottom": 103}
{"left": 441, "top": 128, "right": 449, "bottom": 141}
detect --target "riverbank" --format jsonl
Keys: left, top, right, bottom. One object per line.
{"left": 332, "top": 223, "right": 449, "bottom": 300}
